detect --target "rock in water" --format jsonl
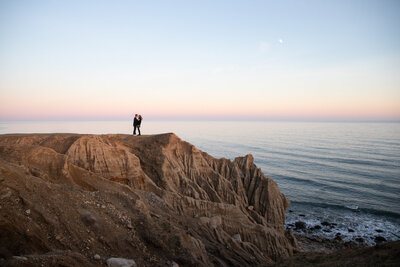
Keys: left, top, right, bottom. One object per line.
{"left": 356, "top": 237, "right": 365, "bottom": 243}
{"left": 106, "top": 257, "right": 136, "bottom": 267}
{"left": 321, "top": 221, "right": 331, "bottom": 226}
{"left": 375, "top": 236, "right": 387, "bottom": 243}
{"left": 295, "top": 221, "right": 307, "bottom": 230}
{"left": 0, "top": 133, "right": 297, "bottom": 266}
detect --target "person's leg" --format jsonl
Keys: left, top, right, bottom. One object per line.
{"left": 138, "top": 125, "right": 141, "bottom": 135}
{"left": 133, "top": 125, "right": 136, "bottom": 135}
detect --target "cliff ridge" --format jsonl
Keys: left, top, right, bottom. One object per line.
{"left": 0, "top": 133, "right": 296, "bottom": 266}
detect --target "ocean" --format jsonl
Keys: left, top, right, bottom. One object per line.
{"left": 1, "top": 120, "right": 399, "bottom": 245}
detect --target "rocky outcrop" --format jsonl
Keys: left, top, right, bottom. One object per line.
{"left": 0, "top": 133, "right": 297, "bottom": 266}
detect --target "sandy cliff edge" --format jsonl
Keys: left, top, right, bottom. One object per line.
{"left": 0, "top": 133, "right": 297, "bottom": 266}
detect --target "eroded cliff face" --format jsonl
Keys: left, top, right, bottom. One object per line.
{"left": 0, "top": 133, "right": 297, "bottom": 266}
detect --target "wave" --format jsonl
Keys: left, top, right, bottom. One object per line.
{"left": 263, "top": 164, "right": 400, "bottom": 200}
{"left": 257, "top": 148, "right": 398, "bottom": 170}
{"left": 290, "top": 200, "right": 400, "bottom": 219}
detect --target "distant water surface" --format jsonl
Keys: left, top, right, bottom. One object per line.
{"left": 1, "top": 120, "right": 399, "bottom": 244}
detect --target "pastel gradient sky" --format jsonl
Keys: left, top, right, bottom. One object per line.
{"left": 1, "top": 0, "right": 399, "bottom": 121}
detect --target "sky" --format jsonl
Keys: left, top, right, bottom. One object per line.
{"left": 0, "top": 0, "right": 399, "bottom": 121}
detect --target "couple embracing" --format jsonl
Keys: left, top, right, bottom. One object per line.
{"left": 133, "top": 114, "right": 143, "bottom": 135}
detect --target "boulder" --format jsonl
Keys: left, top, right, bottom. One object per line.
{"left": 321, "top": 221, "right": 331, "bottom": 227}
{"left": 375, "top": 236, "right": 387, "bottom": 243}
{"left": 210, "top": 216, "right": 222, "bottom": 229}
{"left": 295, "top": 221, "right": 306, "bottom": 230}
{"left": 310, "top": 225, "right": 321, "bottom": 231}
{"left": 355, "top": 237, "right": 365, "bottom": 243}
{"left": 232, "top": 234, "right": 242, "bottom": 241}
{"left": 334, "top": 235, "right": 342, "bottom": 241}
{"left": 78, "top": 209, "right": 97, "bottom": 226}
{"left": 106, "top": 257, "right": 136, "bottom": 267}
{"left": 12, "top": 256, "right": 27, "bottom": 260}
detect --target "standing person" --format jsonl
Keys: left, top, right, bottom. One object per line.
{"left": 133, "top": 114, "right": 139, "bottom": 135}
{"left": 136, "top": 115, "right": 143, "bottom": 135}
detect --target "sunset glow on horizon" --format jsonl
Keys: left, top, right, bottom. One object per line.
{"left": 1, "top": 0, "right": 399, "bottom": 121}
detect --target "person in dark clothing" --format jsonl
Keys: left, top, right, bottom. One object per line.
{"left": 137, "top": 115, "right": 142, "bottom": 135}
{"left": 133, "top": 114, "right": 143, "bottom": 135}
{"left": 133, "top": 114, "right": 139, "bottom": 135}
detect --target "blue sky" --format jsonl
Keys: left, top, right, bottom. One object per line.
{"left": 0, "top": 0, "right": 399, "bottom": 120}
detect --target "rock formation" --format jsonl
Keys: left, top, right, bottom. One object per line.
{"left": 0, "top": 133, "right": 297, "bottom": 266}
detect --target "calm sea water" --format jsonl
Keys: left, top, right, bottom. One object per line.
{"left": 1, "top": 120, "right": 399, "bottom": 244}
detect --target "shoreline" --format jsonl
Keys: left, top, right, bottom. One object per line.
{"left": 295, "top": 233, "right": 368, "bottom": 253}
{"left": 286, "top": 220, "right": 393, "bottom": 248}
{"left": 284, "top": 202, "right": 400, "bottom": 247}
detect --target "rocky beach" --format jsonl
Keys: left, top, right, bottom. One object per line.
{"left": 0, "top": 133, "right": 398, "bottom": 266}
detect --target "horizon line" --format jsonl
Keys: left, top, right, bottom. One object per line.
{"left": 1, "top": 117, "right": 400, "bottom": 123}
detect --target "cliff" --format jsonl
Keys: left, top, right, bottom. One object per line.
{"left": 0, "top": 133, "right": 297, "bottom": 266}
